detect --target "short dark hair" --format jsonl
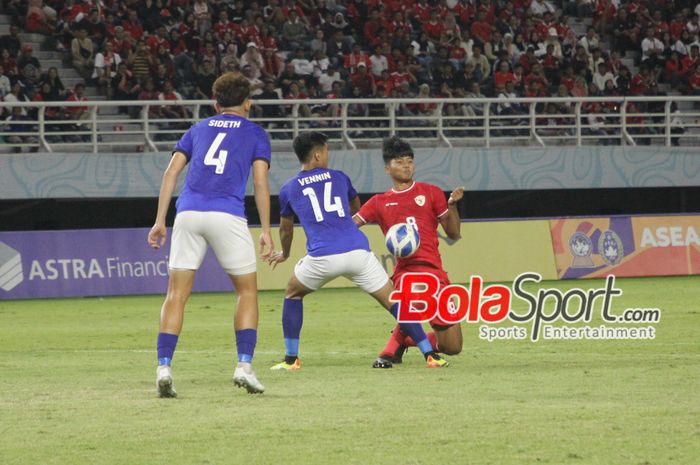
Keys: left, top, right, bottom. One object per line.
{"left": 293, "top": 131, "right": 329, "bottom": 163}
{"left": 382, "top": 136, "right": 413, "bottom": 164}
{"left": 212, "top": 72, "right": 250, "bottom": 108}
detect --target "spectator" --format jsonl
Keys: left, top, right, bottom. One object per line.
{"left": 318, "top": 65, "right": 341, "bottom": 94}
{"left": 71, "top": 28, "right": 94, "bottom": 80}
{"left": 65, "top": 82, "right": 89, "bottom": 140}
{"left": 578, "top": 27, "right": 599, "bottom": 54}
{"left": 240, "top": 42, "right": 265, "bottom": 79}
{"left": 593, "top": 62, "right": 615, "bottom": 93}
{"left": 93, "top": 42, "right": 121, "bottom": 97}
{"left": 0, "top": 25, "right": 22, "bottom": 57}
{"left": 5, "top": 106, "right": 38, "bottom": 152}
{"left": 193, "top": 0, "right": 212, "bottom": 38}
{"left": 3, "top": 81, "right": 30, "bottom": 115}
{"left": 109, "top": 26, "right": 134, "bottom": 61}
{"left": 282, "top": 10, "right": 308, "bottom": 50}
{"left": 111, "top": 62, "right": 140, "bottom": 115}
{"left": 17, "top": 45, "right": 42, "bottom": 90}
{"left": 326, "top": 30, "right": 351, "bottom": 67}
{"left": 688, "top": 65, "right": 700, "bottom": 96}
{"left": 349, "top": 62, "right": 376, "bottom": 95}
{"left": 241, "top": 65, "right": 264, "bottom": 96}
{"left": 370, "top": 45, "right": 388, "bottom": 78}
{"left": 641, "top": 27, "right": 665, "bottom": 71}
{"left": 310, "top": 49, "right": 330, "bottom": 78}
{"left": 137, "top": 79, "right": 160, "bottom": 119}
{"left": 290, "top": 48, "right": 314, "bottom": 77}
{"left": 344, "top": 43, "right": 371, "bottom": 75}
{"left": 310, "top": 30, "right": 326, "bottom": 55}
{"left": 0, "top": 64, "right": 10, "bottom": 98}
{"left": 39, "top": 66, "right": 65, "bottom": 101}
{"left": 128, "top": 42, "right": 154, "bottom": 83}
{"left": 466, "top": 45, "right": 490, "bottom": 83}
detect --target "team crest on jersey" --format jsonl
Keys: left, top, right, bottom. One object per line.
{"left": 414, "top": 195, "right": 426, "bottom": 206}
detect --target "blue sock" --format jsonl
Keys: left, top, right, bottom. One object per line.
{"left": 388, "top": 303, "right": 431, "bottom": 355}
{"left": 282, "top": 298, "right": 303, "bottom": 357}
{"left": 157, "top": 332, "right": 179, "bottom": 366}
{"left": 236, "top": 329, "right": 257, "bottom": 363}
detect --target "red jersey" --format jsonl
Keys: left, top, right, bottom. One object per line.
{"left": 356, "top": 181, "right": 449, "bottom": 275}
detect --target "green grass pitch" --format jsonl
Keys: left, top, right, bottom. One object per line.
{"left": 1, "top": 276, "right": 699, "bottom": 465}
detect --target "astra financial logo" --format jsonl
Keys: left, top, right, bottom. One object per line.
{"left": 0, "top": 242, "right": 23, "bottom": 292}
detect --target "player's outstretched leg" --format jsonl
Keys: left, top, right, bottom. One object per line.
{"left": 155, "top": 269, "right": 195, "bottom": 398}
{"left": 271, "top": 275, "right": 313, "bottom": 371}
{"left": 230, "top": 272, "right": 265, "bottom": 394}
{"left": 369, "top": 281, "right": 448, "bottom": 369}
{"left": 376, "top": 325, "right": 441, "bottom": 367}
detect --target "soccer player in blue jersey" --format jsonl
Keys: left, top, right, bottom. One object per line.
{"left": 267, "top": 132, "right": 447, "bottom": 370}
{"left": 147, "top": 73, "right": 274, "bottom": 397}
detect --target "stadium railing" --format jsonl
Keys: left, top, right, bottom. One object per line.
{"left": 1, "top": 96, "right": 699, "bottom": 153}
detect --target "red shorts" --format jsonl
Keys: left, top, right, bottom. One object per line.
{"left": 392, "top": 265, "right": 454, "bottom": 328}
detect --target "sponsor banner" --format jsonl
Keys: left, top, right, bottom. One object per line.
{"left": 550, "top": 215, "right": 700, "bottom": 279}
{"left": 0, "top": 219, "right": 558, "bottom": 300}
{"left": 0, "top": 229, "right": 233, "bottom": 299}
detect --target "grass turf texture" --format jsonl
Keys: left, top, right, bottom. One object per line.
{"left": 0, "top": 276, "right": 698, "bottom": 465}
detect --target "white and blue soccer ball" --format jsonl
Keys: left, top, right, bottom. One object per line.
{"left": 385, "top": 223, "right": 420, "bottom": 258}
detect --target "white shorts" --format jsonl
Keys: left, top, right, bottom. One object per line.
{"left": 169, "top": 211, "right": 257, "bottom": 275}
{"left": 294, "top": 249, "right": 389, "bottom": 294}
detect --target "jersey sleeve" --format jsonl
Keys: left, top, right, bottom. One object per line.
{"left": 253, "top": 125, "right": 272, "bottom": 167}
{"left": 355, "top": 195, "right": 378, "bottom": 224}
{"left": 431, "top": 184, "right": 450, "bottom": 218}
{"left": 279, "top": 183, "right": 294, "bottom": 218}
{"left": 173, "top": 127, "right": 193, "bottom": 161}
{"left": 342, "top": 171, "right": 358, "bottom": 201}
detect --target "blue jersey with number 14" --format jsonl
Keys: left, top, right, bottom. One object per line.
{"left": 279, "top": 168, "right": 370, "bottom": 257}
{"left": 173, "top": 114, "right": 271, "bottom": 218}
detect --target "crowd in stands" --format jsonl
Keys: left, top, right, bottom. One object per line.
{"left": 1, "top": 0, "right": 699, "bottom": 147}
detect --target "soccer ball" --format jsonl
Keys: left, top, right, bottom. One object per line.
{"left": 385, "top": 223, "right": 420, "bottom": 258}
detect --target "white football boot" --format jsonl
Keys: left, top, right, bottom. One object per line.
{"left": 156, "top": 365, "right": 177, "bottom": 398}
{"left": 233, "top": 363, "right": 265, "bottom": 394}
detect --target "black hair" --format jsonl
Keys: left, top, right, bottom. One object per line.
{"left": 382, "top": 136, "right": 414, "bottom": 164}
{"left": 293, "top": 131, "right": 329, "bottom": 163}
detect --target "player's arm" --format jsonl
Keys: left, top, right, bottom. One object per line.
{"left": 269, "top": 215, "right": 294, "bottom": 269}
{"left": 439, "top": 187, "right": 464, "bottom": 241}
{"left": 352, "top": 194, "right": 375, "bottom": 228}
{"left": 253, "top": 159, "right": 274, "bottom": 259}
{"left": 147, "top": 151, "right": 188, "bottom": 249}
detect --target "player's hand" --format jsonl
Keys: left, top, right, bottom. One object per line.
{"left": 448, "top": 186, "right": 465, "bottom": 206}
{"left": 267, "top": 251, "right": 288, "bottom": 270}
{"left": 148, "top": 223, "right": 167, "bottom": 249}
{"left": 259, "top": 230, "right": 274, "bottom": 260}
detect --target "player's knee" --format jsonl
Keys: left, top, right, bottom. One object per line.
{"left": 164, "top": 290, "right": 188, "bottom": 307}
{"left": 236, "top": 286, "right": 257, "bottom": 301}
{"left": 441, "top": 344, "right": 462, "bottom": 356}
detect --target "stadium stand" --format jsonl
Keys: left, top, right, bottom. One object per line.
{"left": 1, "top": 0, "right": 700, "bottom": 152}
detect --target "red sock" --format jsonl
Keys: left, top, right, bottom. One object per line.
{"left": 379, "top": 325, "right": 404, "bottom": 357}
{"left": 427, "top": 331, "right": 439, "bottom": 352}
{"left": 404, "top": 331, "right": 439, "bottom": 351}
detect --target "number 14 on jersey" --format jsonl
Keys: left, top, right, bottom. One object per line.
{"left": 303, "top": 182, "right": 345, "bottom": 222}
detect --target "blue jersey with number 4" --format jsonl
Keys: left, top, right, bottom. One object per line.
{"left": 279, "top": 168, "right": 370, "bottom": 257}
{"left": 173, "top": 114, "right": 271, "bottom": 218}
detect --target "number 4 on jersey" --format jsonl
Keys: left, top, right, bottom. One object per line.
{"left": 204, "top": 132, "right": 228, "bottom": 174}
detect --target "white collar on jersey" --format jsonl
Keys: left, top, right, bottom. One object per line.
{"left": 391, "top": 181, "right": 416, "bottom": 194}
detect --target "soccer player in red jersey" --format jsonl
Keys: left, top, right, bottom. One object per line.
{"left": 353, "top": 136, "right": 464, "bottom": 368}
